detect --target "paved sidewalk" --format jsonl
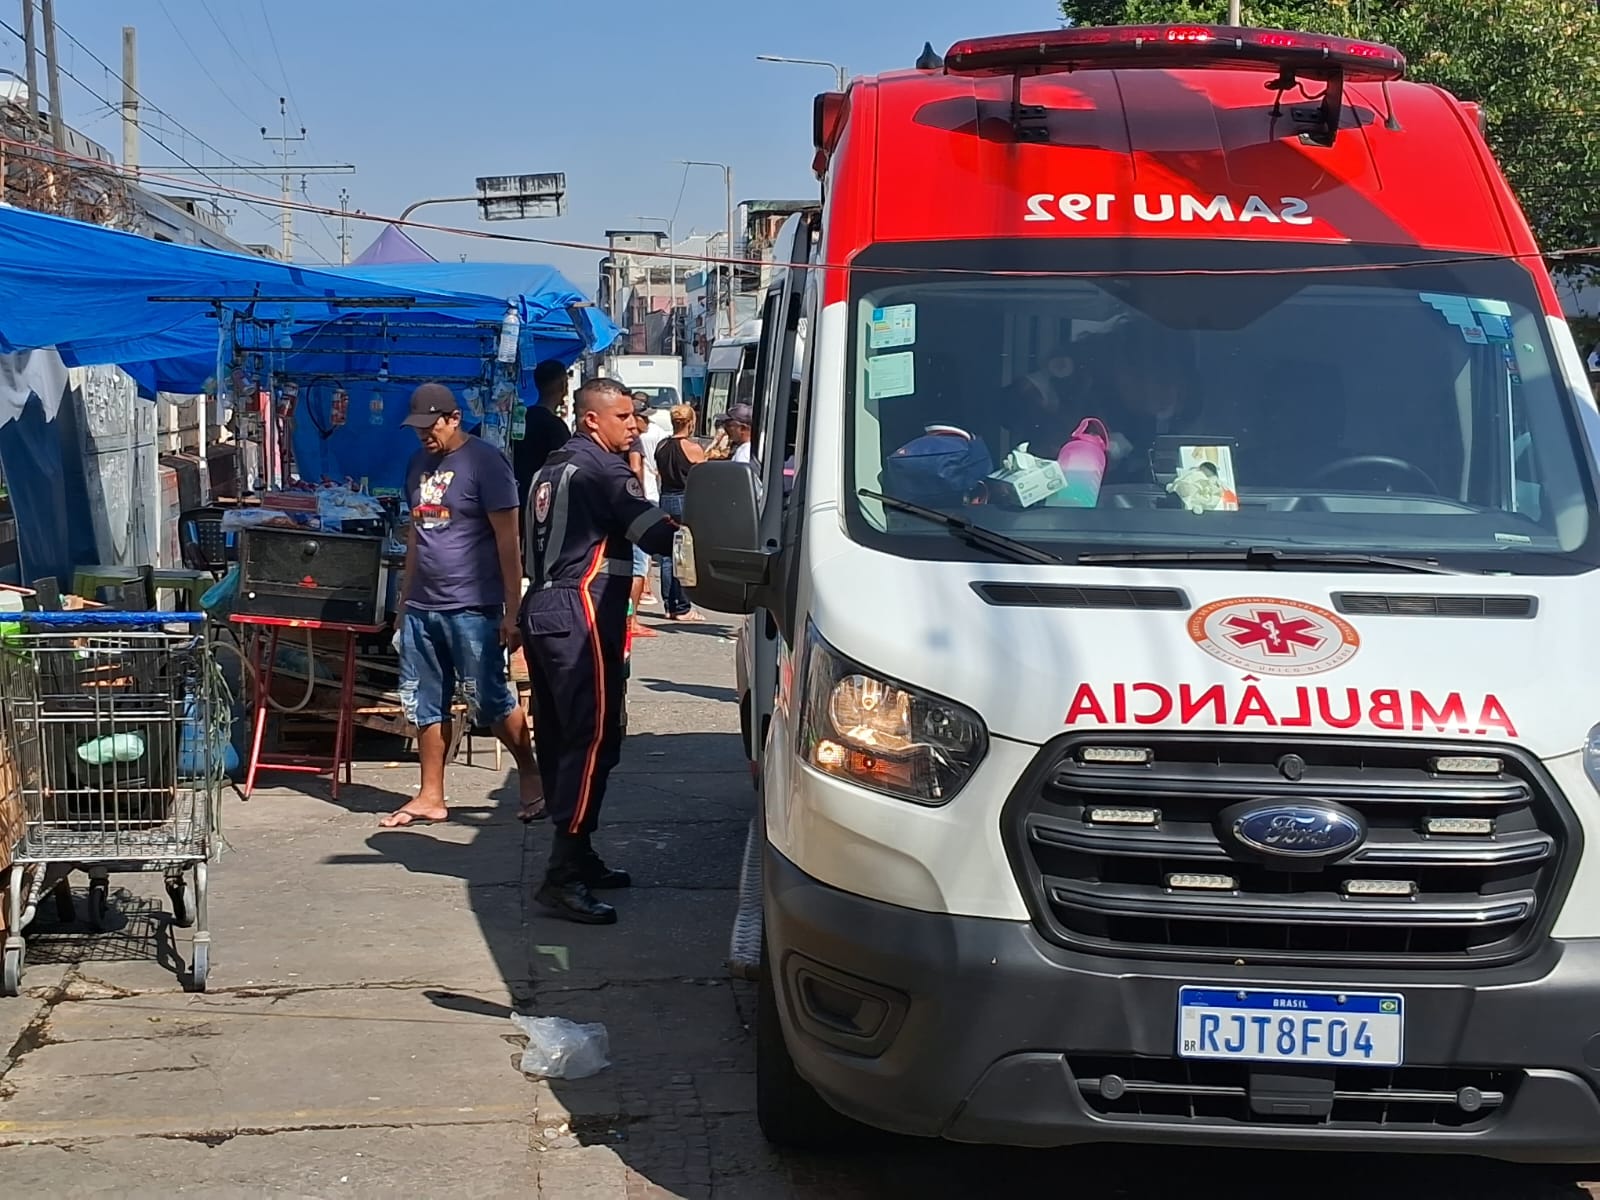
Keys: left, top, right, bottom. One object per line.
{"left": 0, "top": 618, "right": 1597, "bottom": 1197}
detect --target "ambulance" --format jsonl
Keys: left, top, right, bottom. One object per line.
{"left": 678, "top": 25, "right": 1600, "bottom": 1160}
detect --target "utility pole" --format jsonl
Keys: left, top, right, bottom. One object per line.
{"left": 261, "top": 98, "right": 306, "bottom": 261}
{"left": 338, "top": 187, "right": 351, "bottom": 264}
{"left": 38, "top": 0, "right": 62, "bottom": 151}
{"left": 21, "top": 1, "right": 38, "bottom": 126}
{"left": 683, "top": 160, "right": 734, "bottom": 336}
{"left": 120, "top": 26, "right": 138, "bottom": 177}
{"left": 1228, "top": 0, "right": 1242, "bottom": 24}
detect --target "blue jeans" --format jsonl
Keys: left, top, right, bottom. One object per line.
{"left": 399, "top": 606, "right": 518, "bottom": 730}
{"left": 658, "top": 492, "right": 691, "bottom": 616}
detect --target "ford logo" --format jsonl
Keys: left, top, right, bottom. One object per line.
{"left": 1219, "top": 799, "right": 1366, "bottom": 866}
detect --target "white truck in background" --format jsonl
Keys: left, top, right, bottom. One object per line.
{"left": 605, "top": 355, "right": 684, "bottom": 434}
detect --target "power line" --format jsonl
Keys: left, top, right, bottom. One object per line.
{"left": 47, "top": 17, "right": 274, "bottom": 175}
{"left": 199, "top": 0, "right": 278, "bottom": 98}
{"left": 255, "top": 0, "right": 302, "bottom": 126}
{"left": 152, "top": 0, "right": 258, "bottom": 123}
{"left": 0, "top": 18, "right": 284, "bottom": 234}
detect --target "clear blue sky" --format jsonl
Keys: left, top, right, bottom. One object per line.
{"left": 8, "top": 0, "right": 1058, "bottom": 289}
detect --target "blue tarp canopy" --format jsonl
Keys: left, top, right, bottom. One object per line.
{"left": 0, "top": 204, "right": 615, "bottom": 396}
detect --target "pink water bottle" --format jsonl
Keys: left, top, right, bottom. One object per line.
{"left": 1055, "top": 418, "right": 1109, "bottom": 507}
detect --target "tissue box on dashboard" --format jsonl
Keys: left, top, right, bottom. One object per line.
{"left": 986, "top": 445, "right": 1066, "bottom": 509}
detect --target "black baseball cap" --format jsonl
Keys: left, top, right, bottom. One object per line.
{"left": 726, "top": 403, "right": 754, "bottom": 427}
{"left": 402, "top": 383, "right": 460, "bottom": 427}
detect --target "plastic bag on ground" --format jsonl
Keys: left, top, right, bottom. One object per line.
{"left": 511, "top": 1013, "right": 610, "bottom": 1080}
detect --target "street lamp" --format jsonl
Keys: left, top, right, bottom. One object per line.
{"left": 756, "top": 54, "right": 849, "bottom": 92}
{"left": 399, "top": 174, "right": 568, "bottom": 223}
{"left": 680, "top": 160, "right": 734, "bottom": 337}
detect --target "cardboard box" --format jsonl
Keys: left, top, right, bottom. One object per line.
{"left": 0, "top": 731, "right": 21, "bottom": 875}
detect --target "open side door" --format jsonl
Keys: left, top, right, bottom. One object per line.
{"left": 743, "top": 212, "right": 813, "bottom": 766}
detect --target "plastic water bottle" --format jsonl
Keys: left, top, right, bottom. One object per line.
{"left": 497, "top": 303, "right": 521, "bottom": 364}
{"left": 1054, "top": 418, "right": 1110, "bottom": 507}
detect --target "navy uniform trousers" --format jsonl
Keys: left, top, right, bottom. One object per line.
{"left": 521, "top": 569, "right": 631, "bottom": 839}
{"left": 519, "top": 436, "right": 675, "bottom": 880}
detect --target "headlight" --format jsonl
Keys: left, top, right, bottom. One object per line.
{"left": 1584, "top": 723, "right": 1600, "bottom": 793}
{"left": 798, "top": 625, "right": 987, "bottom": 804}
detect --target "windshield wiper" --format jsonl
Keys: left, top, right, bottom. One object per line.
{"left": 858, "top": 489, "right": 1064, "bottom": 566}
{"left": 1077, "top": 547, "right": 1471, "bottom": 576}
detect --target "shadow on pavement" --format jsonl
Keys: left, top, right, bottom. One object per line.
{"left": 323, "top": 693, "right": 1600, "bottom": 1197}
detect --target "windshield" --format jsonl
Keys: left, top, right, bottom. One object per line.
{"left": 629, "top": 386, "right": 679, "bottom": 407}
{"left": 846, "top": 240, "right": 1600, "bottom": 574}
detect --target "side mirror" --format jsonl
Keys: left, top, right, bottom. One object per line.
{"left": 678, "top": 462, "right": 774, "bottom": 615}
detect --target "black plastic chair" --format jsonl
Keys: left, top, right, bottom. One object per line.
{"left": 178, "top": 507, "right": 230, "bottom": 577}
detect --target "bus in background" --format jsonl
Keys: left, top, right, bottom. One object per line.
{"left": 705, "top": 322, "right": 760, "bottom": 433}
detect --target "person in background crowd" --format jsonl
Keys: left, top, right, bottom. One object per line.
{"left": 630, "top": 391, "right": 668, "bottom": 616}
{"left": 625, "top": 398, "right": 660, "bottom": 640}
{"left": 520, "top": 378, "right": 677, "bottom": 924}
{"left": 383, "top": 382, "right": 544, "bottom": 828}
{"left": 725, "top": 402, "right": 754, "bottom": 464}
{"left": 513, "top": 359, "right": 572, "bottom": 514}
{"left": 704, "top": 412, "right": 733, "bottom": 461}
{"left": 654, "top": 403, "right": 706, "bottom": 621}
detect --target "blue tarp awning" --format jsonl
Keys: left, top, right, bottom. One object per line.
{"left": 0, "top": 204, "right": 615, "bottom": 395}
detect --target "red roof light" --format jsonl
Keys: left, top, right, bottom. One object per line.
{"left": 944, "top": 24, "right": 1405, "bottom": 83}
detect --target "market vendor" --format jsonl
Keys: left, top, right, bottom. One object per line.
{"left": 381, "top": 382, "right": 544, "bottom": 828}
{"left": 513, "top": 359, "right": 572, "bottom": 514}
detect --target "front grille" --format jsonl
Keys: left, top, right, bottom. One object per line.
{"left": 972, "top": 582, "right": 1189, "bottom": 610}
{"left": 1332, "top": 593, "right": 1536, "bottom": 618}
{"left": 1005, "top": 734, "right": 1577, "bottom": 968}
{"left": 1069, "top": 1055, "right": 1515, "bottom": 1130}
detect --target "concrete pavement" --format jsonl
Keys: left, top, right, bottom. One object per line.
{"left": 1, "top": 616, "right": 1599, "bottom": 1197}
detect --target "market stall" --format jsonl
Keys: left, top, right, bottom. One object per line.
{"left": 0, "top": 204, "right": 618, "bottom": 789}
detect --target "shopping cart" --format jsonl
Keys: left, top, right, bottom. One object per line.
{"left": 0, "top": 611, "right": 226, "bottom": 995}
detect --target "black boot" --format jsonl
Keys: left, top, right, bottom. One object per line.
{"left": 534, "top": 878, "right": 617, "bottom": 924}
{"left": 578, "top": 834, "right": 631, "bottom": 890}
{"left": 538, "top": 830, "right": 617, "bottom": 925}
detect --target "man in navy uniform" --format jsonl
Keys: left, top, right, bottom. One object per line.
{"left": 521, "top": 378, "right": 677, "bottom": 924}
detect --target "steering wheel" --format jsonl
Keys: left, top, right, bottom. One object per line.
{"left": 1307, "top": 455, "right": 1441, "bottom": 495}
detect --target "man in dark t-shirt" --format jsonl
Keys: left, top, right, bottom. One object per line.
{"left": 513, "top": 359, "right": 572, "bottom": 515}
{"left": 382, "top": 383, "right": 543, "bottom": 828}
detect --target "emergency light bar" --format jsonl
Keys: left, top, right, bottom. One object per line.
{"left": 944, "top": 24, "right": 1405, "bottom": 83}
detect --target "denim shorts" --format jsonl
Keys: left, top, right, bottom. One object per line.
{"left": 633, "top": 544, "right": 649, "bottom": 577}
{"left": 398, "top": 606, "right": 518, "bottom": 730}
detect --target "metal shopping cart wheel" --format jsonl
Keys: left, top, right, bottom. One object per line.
{"left": 2, "top": 942, "right": 21, "bottom": 996}
{"left": 87, "top": 872, "right": 111, "bottom": 932}
{"left": 166, "top": 870, "right": 194, "bottom": 928}
{"left": 186, "top": 860, "right": 209, "bottom": 992}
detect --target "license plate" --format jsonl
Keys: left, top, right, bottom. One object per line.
{"left": 1177, "top": 987, "right": 1403, "bottom": 1067}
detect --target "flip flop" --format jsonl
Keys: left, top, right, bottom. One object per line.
{"left": 378, "top": 808, "right": 448, "bottom": 829}
{"left": 518, "top": 799, "right": 548, "bottom": 824}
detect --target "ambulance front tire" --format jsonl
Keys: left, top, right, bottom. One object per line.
{"left": 756, "top": 935, "right": 872, "bottom": 1150}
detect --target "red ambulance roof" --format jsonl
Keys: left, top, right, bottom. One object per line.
{"left": 822, "top": 64, "right": 1530, "bottom": 261}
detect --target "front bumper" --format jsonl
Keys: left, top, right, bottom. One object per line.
{"left": 766, "top": 845, "right": 1600, "bottom": 1162}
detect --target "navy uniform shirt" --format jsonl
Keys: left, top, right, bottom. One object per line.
{"left": 523, "top": 437, "right": 675, "bottom": 627}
